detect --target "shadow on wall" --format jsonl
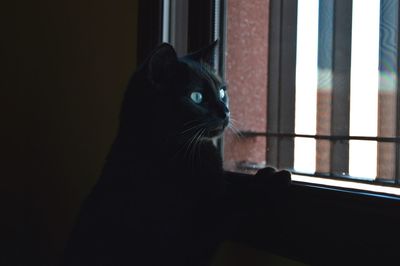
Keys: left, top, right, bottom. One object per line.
{"left": 2, "top": 0, "right": 138, "bottom": 265}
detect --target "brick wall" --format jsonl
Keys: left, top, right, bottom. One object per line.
{"left": 223, "top": 0, "right": 269, "bottom": 173}
{"left": 377, "top": 91, "right": 396, "bottom": 180}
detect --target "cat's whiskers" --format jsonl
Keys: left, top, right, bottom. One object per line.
{"left": 185, "top": 128, "right": 204, "bottom": 169}
{"left": 167, "top": 121, "right": 209, "bottom": 163}
{"left": 180, "top": 122, "right": 208, "bottom": 135}
{"left": 228, "top": 116, "right": 241, "bottom": 128}
{"left": 184, "top": 131, "right": 198, "bottom": 159}
{"left": 228, "top": 123, "right": 242, "bottom": 137}
{"left": 168, "top": 126, "right": 200, "bottom": 162}
{"left": 227, "top": 117, "right": 243, "bottom": 140}
{"left": 189, "top": 128, "right": 206, "bottom": 172}
{"left": 182, "top": 119, "right": 202, "bottom": 127}
{"left": 198, "top": 128, "right": 207, "bottom": 159}
{"left": 171, "top": 132, "right": 195, "bottom": 161}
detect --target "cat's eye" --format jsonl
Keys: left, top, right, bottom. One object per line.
{"left": 190, "top": 92, "right": 203, "bottom": 104}
{"left": 219, "top": 89, "right": 226, "bottom": 99}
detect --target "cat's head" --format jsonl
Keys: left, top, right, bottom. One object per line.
{"left": 142, "top": 41, "right": 230, "bottom": 140}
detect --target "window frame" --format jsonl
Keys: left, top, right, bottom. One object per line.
{"left": 137, "top": 0, "right": 400, "bottom": 196}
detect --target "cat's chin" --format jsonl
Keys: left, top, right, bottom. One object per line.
{"left": 204, "top": 126, "right": 226, "bottom": 139}
{"left": 201, "top": 135, "right": 223, "bottom": 141}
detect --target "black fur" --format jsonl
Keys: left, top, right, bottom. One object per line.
{"left": 63, "top": 43, "right": 290, "bottom": 266}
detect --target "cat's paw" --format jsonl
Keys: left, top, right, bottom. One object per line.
{"left": 252, "top": 167, "right": 291, "bottom": 212}
{"left": 254, "top": 167, "right": 291, "bottom": 187}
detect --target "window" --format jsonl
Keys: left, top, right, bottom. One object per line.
{"left": 154, "top": 2, "right": 400, "bottom": 263}
{"left": 222, "top": 0, "right": 400, "bottom": 195}
{"left": 161, "top": 0, "right": 400, "bottom": 196}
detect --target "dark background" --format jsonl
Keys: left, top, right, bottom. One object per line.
{"left": 2, "top": 1, "right": 138, "bottom": 264}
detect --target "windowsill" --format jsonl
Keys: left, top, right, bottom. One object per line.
{"left": 292, "top": 174, "right": 400, "bottom": 198}
{"left": 226, "top": 170, "right": 400, "bottom": 264}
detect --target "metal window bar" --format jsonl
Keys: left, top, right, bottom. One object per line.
{"left": 238, "top": 130, "right": 400, "bottom": 185}
{"left": 212, "top": 0, "right": 227, "bottom": 156}
{"left": 162, "top": 0, "right": 171, "bottom": 43}
{"left": 267, "top": 0, "right": 297, "bottom": 170}
{"left": 169, "top": 0, "right": 189, "bottom": 56}
{"left": 330, "top": 0, "right": 352, "bottom": 177}
{"left": 213, "top": 0, "right": 227, "bottom": 80}
{"left": 241, "top": 131, "right": 398, "bottom": 184}
{"left": 241, "top": 132, "right": 400, "bottom": 143}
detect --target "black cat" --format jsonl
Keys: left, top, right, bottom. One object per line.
{"left": 63, "top": 42, "right": 290, "bottom": 266}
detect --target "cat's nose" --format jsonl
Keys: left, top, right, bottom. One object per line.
{"left": 223, "top": 104, "right": 230, "bottom": 114}
{"left": 217, "top": 105, "right": 230, "bottom": 120}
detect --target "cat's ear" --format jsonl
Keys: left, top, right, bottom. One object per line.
{"left": 183, "top": 39, "right": 219, "bottom": 64}
{"left": 147, "top": 43, "right": 178, "bottom": 85}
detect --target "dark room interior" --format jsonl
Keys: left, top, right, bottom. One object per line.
{"left": 3, "top": 0, "right": 400, "bottom": 265}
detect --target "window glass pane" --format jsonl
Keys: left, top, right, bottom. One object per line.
{"left": 223, "top": 0, "right": 269, "bottom": 173}
{"left": 377, "top": 0, "right": 399, "bottom": 180}
{"left": 349, "top": 0, "right": 380, "bottom": 179}
{"left": 294, "top": 0, "right": 319, "bottom": 173}
{"left": 222, "top": 0, "right": 400, "bottom": 189}
{"left": 316, "top": 0, "right": 334, "bottom": 174}
{"left": 378, "top": 142, "right": 396, "bottom": 180}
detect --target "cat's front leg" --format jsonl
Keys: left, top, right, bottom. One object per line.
{"left": 250, "top": 166, "right": 291, "bottom": 213}
{"left": 221, "top": 168, "right": 292, "bottom": 247}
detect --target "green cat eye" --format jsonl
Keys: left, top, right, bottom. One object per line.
{"left": 190, "top": 92, "right": 203, "bottom": 104}
{"left": 219, "top": 89, "right": 226, "bottom": 99}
